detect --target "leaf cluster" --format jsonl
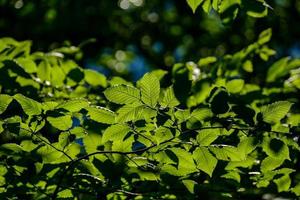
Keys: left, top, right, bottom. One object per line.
{"left": 0, "top": 30, "right": 300, "bottom": 199}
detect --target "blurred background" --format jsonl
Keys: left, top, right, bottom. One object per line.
{"left": 0, "top": 0, "right": 300, "bottom": 80}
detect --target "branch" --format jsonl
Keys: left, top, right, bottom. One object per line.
{"left": 20, "top": 127, "right": 73, "bottom": 161}
{"left": 51, "top": 136, "right": 175, "bottom": 200}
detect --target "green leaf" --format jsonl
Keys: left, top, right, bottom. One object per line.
{"left": 0, "top": 94, "right": 13, "bottom": 114}
{"left": 237, "top": 137, "right": 257, "bottom": 155}
{"left": 116, "top": 102, "right": 156, "bottom": 123}
{"left": 47, "top": 115, "right": 73, "bottom": 130}
{"left": 258, "top": 28, "right": 272, "bottom": 45}
{"left": 186, "top": 0, "right": 204, "bottom": 13}
{"left": 261, "top": 101, "right": 293, "bottom": 124}
{"left": 196, "top": 129, "right": 219, "bottom": 146}
{"left": 190, "top": 108, "right": 213, "bottom": 121}
{"left": 104, "top": 85, "right": 140, "bottom": 104}
{"left": 138, "top": 72, "right": 160, "bottom": 107}
{"left": 57, "top": 189, "right": 73, "bottom": 198}
{"left": 51, "top": 64, "right": 66, "bottom": 87}
{"left": 14, "top": 58, "right": 37, "bottom": 73}
{"left": 221, "top": 171, "right": 241, "bottom": 183}
{"left": 182, "top": 179, "right": 197, "bottom": 194}
{"left": 56, "top": 99, "right": 89, "bottom": 112}
{"left": 84, "top": 69, "right": 107, "bottom": 87}
{"left": 0, "top": 121, "right": 3, "bottom": 133}
{"left": 160, "top": 86, "right": 180, "bottom": 108}
{"left": 83, "top": 133, "right": 102, "bottom": 154}
{"left": 266, "top": 57, "right": 290, "bottom": 83}
{"left": 111, "top": 135, "right": 134, "bottom": 161}
{"left": 69, "top": 127, "right": 87, "bottom": 138}
{"left": 42, "top": 101, "right": 59, "bottom": 111}
{"left": 226, "top": 79, "right": 244, "bottom": 93}
{"left": 198, "top": 56, "right": 217, "bottom": 67}
{"left": 226, "top": 157, "right": 255, "bottom": 170}
{"left": 262, "top": 137, "right": 290, "bottom": 160}
{"left": 291, "top": 184, "right": 300, "bottom": 196}
{"left": 86, "top": 107, "right": 115, "bottom": 124}
{"left": 37, "top": 60, "right": 51, "bottom": 82}
{"left": 110, "top": 76, "right": 133, "bottom": 86}
{"left": 37, "top": 144, "right": 64, "bottom": 163}
{"left": 102, "top": 124, "right": 130, "bottom": 143}
{"left": 14, "top": 94, "right": 42, "bottom": 116}
{"left": 193, "top": 147, "right": 217, "bottom": 177}
{"left": 210, "top": 145, "right": 245, "bottom": 161}
{"left": 174, "top": 109, "right": 190, "bottom": 123}
{"left": 274, "top": 175, "right": 291, "bottom": 192}
{"left": 154, "top": 127, "right": 173, "bottom": 145}
{"left": 260, "top": 157, "right": 285, "bottom": 173}
{"left": 243, "top": 60, "right": 253, "bottom": 72}
{"left": 168, "top": 148, "right": 197, "bottom": 174}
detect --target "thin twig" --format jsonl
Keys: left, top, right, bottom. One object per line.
{"left": 20, "top": 127, "right": 73, "bottom": 161}
{"left": 51, "top": 136, "right": 175, "bottom": 200}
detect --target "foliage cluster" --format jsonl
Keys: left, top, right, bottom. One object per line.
{"left": 0, "top": 27, "right": 300, "bottom": 199}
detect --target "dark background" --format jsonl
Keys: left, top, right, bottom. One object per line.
{"left": 1, "top": 0, "right": 300, "bottom": 80}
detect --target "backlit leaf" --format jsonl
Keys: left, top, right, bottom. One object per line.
{"left": 138, "top": 72, "right": 160, "bottom": 107}
{"left": 14, "top": 94, "right": 42, "bottom": 116}
{"left": 0, "top": 94, "right": 12, "bottom": 114}
{"left": 186, "top": 0, "right": 204, "bottom": 13}
{"left": 261, "top": 101, "right": 292, "bottom": 124}
{"left": 102, "top": 124, "right": 130, "bottom": 143}
{"left": 104, "top": 85, "right": 140, "bottom": 104}
{"left": 47, "top": 115, "right": 73, "bottom": 130}
{"left": 86, "top": 107, "right": 115, "bottom": 124}
{"left": 193, "top": 147, "right": 217, "bottom": 177}
{"left": 56, "top": 99, "right": 89, "bottom": 112}
{"left": 84, "top": 69, "right": 107, "bottom": 87}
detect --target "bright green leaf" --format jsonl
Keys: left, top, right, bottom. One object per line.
{"left": 186, "top": 0, "right": 204, "bottom": 13}
{"left": 210, "top": 145, "right": 245, "bottom": 161}
{"left": 193, "top": 147, "right": 217, "bottom": 177}
{"left": 84, "top": 69, "right": 107, "bottom": 87}
{"left": 196, "top": 129, "right": 219, "bottom": 146}
{"left": 262, "top": 137, "right": 290, "bottom": 160}
{"left": 47, "top": 115, "right": 73, "bottom": 130}
{"left": 226, "top": 79, "right": 244, "bottom": 93}
{"left": 274, "top": 175, "right": 291, "bottom": 192}
{"left": 138, "top": 72, "right": 160, "bottom": 107}
{"left": 182, "top": 179, "right": 197, "bottom": 194}
{"left": 260, "top": 157, "right": 285, "bottom": 173}
{"left": 14, "top": 94, "right": 42, "bottom": 116}
{"left": 117, "top": 102, "right": 156, "bottom": 123}
{"left": 0, "top": 94, "right": 12, "bottom": 114}
{"left": 14, "top": 58, "right": 37, "bottom": 73}
{"left": 104, "top": 85, "right": 140, "bottom": 104}
{"left": 168, "top": 147, "right": 197, "bottom": 174}
{"left": 160, "top": 86, "right": 180, "bottom": 108}
{"left": 102, "top": 124, "right": 130, "bottom": 143}
{"left": 86, "top": 107, "right": 115, "bottom": 124}
{"left": 56, "top": 99, "right": 89, "bottom": 112}
{"left": 261, "top": 101, "right": 293, "bottom": 124}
